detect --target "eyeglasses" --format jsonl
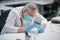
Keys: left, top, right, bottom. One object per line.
{"left": 26, "top": 9, "right": 36, "bottom": 17}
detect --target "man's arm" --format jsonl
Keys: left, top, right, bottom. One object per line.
{"left": 35, "top": 13, "right": 48, "bottom": 28}
{"left": 1, "top": 9, "right": 24, "bottom": 34}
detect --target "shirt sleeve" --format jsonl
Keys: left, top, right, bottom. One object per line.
{"left": 34, "top": 13, "right": 47, "bottom": 24}
{"left": 1, "top": 9, "right": 20, "bottom": 34}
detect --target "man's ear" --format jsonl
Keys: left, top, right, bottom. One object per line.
{"left": 22, "top": 8, "right": 28, "bottom": 16}
{"left": 22, "top": 8, "right": 27, "bottom": 13}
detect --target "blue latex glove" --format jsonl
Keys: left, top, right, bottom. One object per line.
{"left": 25, "top": 23, "right": 44, "bottom": 33}
{"left": 38, "top": 25, "right": 44, "bottom": 33}
{"left": 25, "top": 23, "right": 38, "bottom": 32}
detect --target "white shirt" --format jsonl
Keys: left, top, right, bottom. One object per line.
{"left": 1, "top": 6, "right": 47, "bottom": 34}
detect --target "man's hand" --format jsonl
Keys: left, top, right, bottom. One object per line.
{"left": 41, "top": 22, "right": 47, "bottom": 26}
{"left": 41, "top": 20, "right": 48, "bottom": 28}
{"left": 41, "top": 22, "right": 47, "bottom": 28}
{"left": 18, "top": 27, "right": 25, "bottom": 33}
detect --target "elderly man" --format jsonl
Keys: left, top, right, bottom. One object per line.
{"left": 1, "top": 2, "right": 47, "bottom": 34}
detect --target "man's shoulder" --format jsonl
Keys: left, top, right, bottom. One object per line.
{"left": 11, "top": 6, "right": 24, "bottom": 12}
{"left": 36, "top": 13, "right": 42, "bottom": 17}
{"left": 15, "top": 6, "right": 24, "bottom": 10}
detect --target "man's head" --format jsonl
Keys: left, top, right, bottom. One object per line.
{"left": 22, "top": 2, "right": 38, "bottom": 18}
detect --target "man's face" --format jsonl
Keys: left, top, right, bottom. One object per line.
{"left": 23, "top": 9, "right": 36, "bottom": 18}
{"left": 27, "top": 10, "right": 36, "bottom": 17}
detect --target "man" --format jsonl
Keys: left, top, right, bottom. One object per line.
{"left": 1, "top": 2, "right": 47, "bottom": 34}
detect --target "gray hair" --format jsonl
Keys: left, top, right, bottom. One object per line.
{"left": 24, "top": 2, "right": 38, "bottom": 13}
